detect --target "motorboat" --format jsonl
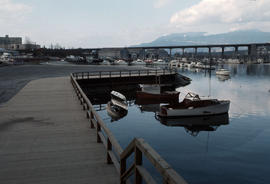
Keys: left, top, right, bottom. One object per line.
{"left": 114, "top": 59, "right": 127, "bottom": 65}
{"left": 136, "top": 91, "right": 179, "bottom": 105}
{"left": 131, "top": 59, "right": 145, "bottom": 65}
{"left": 110, "top": 91, "right": 128, "bottom": 109}
{"left": 158, "top": 92, "right": 230, "bottom": 117}
{"left": 144, "top": 59, "right": 153, "bottom": 64}
{"left": 106, "top": 91, "right": 128, "bottom": 122}
{"left": 153, "top": 59, "right": 166, "bottom": 65}
{"left": 216, "top": 68, "right": 230, "bottom": 76}
{"left": 0, "top": 53, "right": 13, "bottom": 63}
{"left": 106, "top": 101, "right": 128, "bottom": 122}
{"left": 168, "top": 60, "right": 179, "bottom": 68}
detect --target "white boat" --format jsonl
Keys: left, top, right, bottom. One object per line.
{"left": 110, "top": 91, "right": 128, "bottom": 110}
{"left": 168, "top": 60, "right": 179, "bottom": 68}
{"left": 153, "top": 59, "right": 166, "bottom": 65}
{"left": 0, "top": 53, "right": 13, "bottom": 63}
{"left": 216, "top": 68, "right": 230, "bottom": 76}
{"left": 106, "top": 101, "right": 127, "bottom": 122}
{"left": 131, "top": 59, "right": 145, "bottom": 65}
{"left": 114, "top": 59, "right": 127, "bottom": 65}
{"left": 195, "top": 62, "right": 204, "bottom": 68}
{"left": 106, "top": 91, "right": 128, "bottom": 122}
{"left": 159, "top": 92, "right": 230, "bottom": 117}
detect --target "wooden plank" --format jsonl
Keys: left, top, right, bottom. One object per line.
{"left": 136, "top": 166, "right": 157, "bottom": 184}
{"left": 120, "top": 139, "right": 135, "bottom": 160}
{"left": 135, "top": 139, "right": 188, "bottom": 184}
{"left": 121, "top": 164, "right": 135, "bottom": 183}
{"left": 109, "top": 151, "right": 120, "bottom": 173}
{"left": 98, "top": 131, "right": 106, "bottom": 147}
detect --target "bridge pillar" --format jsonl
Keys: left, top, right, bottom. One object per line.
{"left": 169, "top": 48, "right": 172, "bottom": 58}
{"left": 221, "top": 47, "right": 225, "bottom": 58}
{"left": 195, "top": 47, "right": 197, "bottom": 55}
{"left": 182, "top": 48, "right": 185, "bottom": 56}
{"left": 143, "top": 49, "right": 146, "bottom": 60}
{"left": 248, "top": 44, "right": 257, "bottom": 61}
{"left": 208, "top": 47, "right": 211, "bottom": 57}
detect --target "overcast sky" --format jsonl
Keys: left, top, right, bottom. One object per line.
{"left": 1, "top": 0, "right": 270, "bottom": 48}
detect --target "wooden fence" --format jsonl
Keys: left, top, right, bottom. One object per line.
{"left": 72, "top": 69, "right": 177, "bottom": 80}
{"left": 70, "top": 72, "right": 187, "bottom": 184}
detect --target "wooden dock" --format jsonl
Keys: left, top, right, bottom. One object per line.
{"left": 0, "top": 70, "right": 188, "bottom": 184}
{"left": 0, "top": 77, "right": 119, "bottom": 184}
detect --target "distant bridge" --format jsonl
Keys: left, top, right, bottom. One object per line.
{"left": 89, "top": 42, "right": 270, "bottom": 57}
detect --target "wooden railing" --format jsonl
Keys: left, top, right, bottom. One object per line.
{"left": 72, "top": 69, "right": 177, "bottom": 80}
{"left": 70, "top": 73, "right": 187, "bottom": 184}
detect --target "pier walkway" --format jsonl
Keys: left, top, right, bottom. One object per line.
{"left": 0, "top": 77, "right": 118, "bottom": 184}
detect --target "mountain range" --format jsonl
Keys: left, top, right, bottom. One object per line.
{"left": 136, "top": 30, "right": 270, "bottom": 47}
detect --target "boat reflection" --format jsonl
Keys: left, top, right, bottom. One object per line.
{"left": 106, "top": 101, "right": 128, "bottom": 122}
{"left": 217, "top": 74, "right": 231, "bottom": 81}
{"left": 157, "top": 113, "right": 229, "bottom": 136}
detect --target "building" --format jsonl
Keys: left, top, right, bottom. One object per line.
{"left": 0, "top": 35, "right": 22, "bottom": 49}
{"left": 0, "top": 35, "right": 40, "bottom": 51}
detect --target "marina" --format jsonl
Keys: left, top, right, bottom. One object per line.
{"left": 1, "top": 0, "right": 270, "bottom": 183}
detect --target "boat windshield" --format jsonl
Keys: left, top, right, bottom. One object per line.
{"left": 184, "top": 92, "right": 200, "bottom": 101}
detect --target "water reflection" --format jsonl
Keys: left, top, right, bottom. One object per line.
{"left": 157, "top": 113, "right": 229, "bottom": 137}
{"left": 83, "top": 64, "right": 270, "bottom": 184}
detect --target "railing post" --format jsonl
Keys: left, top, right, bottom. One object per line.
{"left": 82, "top": 72, "right": 84, "bottom": 79}
{"left": 107, "top": 138, "right": 112, "bottom": 164}
{"left": 90, "top": 111, "right": 94, "bottom": 128}
{"left": 97, "top": 122, "right": 101, "bottom": 143}
{"left": 139, "top": 70, "right": 140, "bottom": 76}
{"left": 120, "top": 158, "right": 127, "bottom": 184}
{"left": 99, "top": 71, "right": 101, "bottom": 78}
{"left": 120, "top": 71, "right": 122, "bottom": 77}
{"left": 163, "top": 69, "right": 165, "bottom": 75}
{"left": 156, "top": 69, "right": 158, "bottom": 76}
{"left": 147, "top": 70, "right": 149, "bottom": 75}
{"left": 109, "top": 71, "right": 111, "bottom": 78}
{"left": 129, "top": 70, "right": 131, "bottom": 76}
{"left": 135, "top": 146, "right": 142, "bottom": 184}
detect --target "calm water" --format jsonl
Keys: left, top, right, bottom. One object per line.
{"left": 92, "top": 64, "right": 270, "bottom": 184}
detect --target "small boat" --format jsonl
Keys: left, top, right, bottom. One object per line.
{"left": 153, "top": 59, "right": 166, "bottom": 65}
{"left": 136, "top": 91, "right": 179, "bottom": 105}
{"left": 158, "top": 92, "right": 230, "bottom": 117}
{"left": 110, "top": 91, "right": 128, "bottom": 109}
{"left": 144, "top": 59, "right": 153, "bottom": 64}
{"left": 132, "top": 59, "right": 145, "bottom": 65}
{"left": 216, "top": 68, "right": 230, "bottom": 76}
{"left": 106, "top": 101, "right": 128, "bottom": 122}
{"left": 106, "top": 91, "right": 128, "bottom": 122}
{"left": 114, "top": 60, "right": 127, "bottom": 65}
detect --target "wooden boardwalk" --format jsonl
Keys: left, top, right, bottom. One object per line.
{"left": 0, "top": 77, "right": 118, "bottom": 184}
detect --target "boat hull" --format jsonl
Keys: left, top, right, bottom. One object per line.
{"left": 159, "top": 101, "right": 230, "bottom": 117}
{"left": 136, "top": 91, "right": 179, "bottom": 105}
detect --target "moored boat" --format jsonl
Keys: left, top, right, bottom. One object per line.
{"left": 136, "top": 91, "right": 180, "bottom": 105}
{"left": 106, "top": 101, "right": 128, "bottom": 122}
{"left": 158, "top": 92, "right": 230, "bottom": 117}
{"left": 106, "top": 91, "right": 128, "bottom": 122}
{"left": 216, "top": 68, "right": 230, "bottom": 76}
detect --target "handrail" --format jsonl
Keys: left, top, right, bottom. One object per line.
{"left": 72, "top": 69, "right": 177, "bottom": 80}
{"left": 70, "top": 71, "right": 187, "bottom": 184}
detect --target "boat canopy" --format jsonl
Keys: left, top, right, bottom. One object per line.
{"left": 111, "top": 91, "right": 126, "bottom": 101}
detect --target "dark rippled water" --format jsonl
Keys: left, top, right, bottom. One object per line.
{"left": 91, "top": 64, "right": 270, "bottom": 184}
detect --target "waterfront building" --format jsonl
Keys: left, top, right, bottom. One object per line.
{"left": 0, "top": 35, "right": 22, "bottom": 49}
{"left": 0, "top": 35, "right": 40, "bottom": 51}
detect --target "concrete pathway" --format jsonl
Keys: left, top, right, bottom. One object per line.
{"left": 0, "top": 77, "right": 118, "bottom": 184}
